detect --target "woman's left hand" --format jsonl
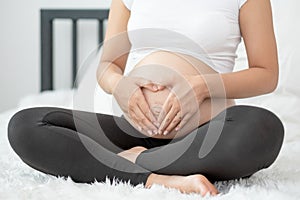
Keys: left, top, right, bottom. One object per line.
{"left": 157, "top": 75, "right": 208, "bottom": 135}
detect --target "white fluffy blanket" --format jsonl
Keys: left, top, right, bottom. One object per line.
{"left": 0, "top": 91, "right": 300, "bottom": 200}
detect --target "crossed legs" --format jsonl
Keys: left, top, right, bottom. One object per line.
{"left": 7, "top": 105, "right": 284, "bottom": 194}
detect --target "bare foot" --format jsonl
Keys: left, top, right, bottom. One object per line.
{"left": 118, "top": 147, "right": 218, "bottom": 196}
{"left": 117, "top": 146, "right": 147, "bottom": 163}
{"left": 146, "top": 173, "right": 219, "bottom": 196}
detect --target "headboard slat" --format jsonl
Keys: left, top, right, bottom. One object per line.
{"left": 41, "top": 9, "right": 109, "bottom": 92}
{"left": 72, "top": 19, "right": 78, "bottom": 88}
{"left": 98, "top": 20, "right": 104, "bottom": 45}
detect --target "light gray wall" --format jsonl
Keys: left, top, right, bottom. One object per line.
{"left": 0, "top": 0, "right": 111, "bottom": 112}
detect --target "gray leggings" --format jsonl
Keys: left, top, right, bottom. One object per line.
{"left": 7, "top": 105, "right": 284, "bottom": 186}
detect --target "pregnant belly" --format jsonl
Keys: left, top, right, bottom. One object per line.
{"left": 130, "top": 51, "right": 235, "bottom": 139}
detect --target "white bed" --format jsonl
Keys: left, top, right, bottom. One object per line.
{"left": 1, "top": 1, "right": 300, "bottom": 199}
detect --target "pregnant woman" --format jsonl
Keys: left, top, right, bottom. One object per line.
{"left": 8, "top": 0, "right": 284, "bottom": 196}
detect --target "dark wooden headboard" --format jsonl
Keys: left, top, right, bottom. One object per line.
{"left": 40, "top": 9, "right": 109, "bottom": 91}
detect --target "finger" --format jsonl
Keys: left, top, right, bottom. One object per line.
{"left": 128, "top": 88, "right": 157, "bottom": 134}
{"left": 129, "top": 88, "right": 157, "bottom": 127}
{"left": 132, "top": 110, "right": 151, "bottom": 133}
{"left": 164, "top": 112, "right": 182, "bottom": 135}
{"left": 135, "top": 78, "right": 162, "bottom": 93}
{"left": 174, "top": 113, "right": 191, "bottom": 131}
{"left": 157, "top": 93, "right": 174, "bottom": 127}
{"left": 157, "top": 84, "right": 165, "bottom": 90}
{"left": 142, "top": 83, "right": 165, "bottom": 92}
{"left": 136, "top": 91, "right": 157, "bottom": 124}
{"left": 134, "top": 104, "right": 157, "bottom": 135}
{"left": 134, "top": 77, "right": 165, "bottom": 91}
{"left": 158, "top": 105, "right": 180, "bottom": 135}
{"left": 135, "top": 77, "right": 152, "bottom": 87}
{"left": 128, "top": 107, "right": 144, "bottom": 132}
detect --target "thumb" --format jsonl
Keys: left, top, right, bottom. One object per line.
{"left": 135, "top": 77, "right": 165, "bottom": 92}
{"left": 143, "top": 83, "right": 166, "bottom": 92}
{"left": 143, "top": 83, "right": 160, "bottom": 92}
{"left": 134, "top": 77, "right": 151, "bottom": 87}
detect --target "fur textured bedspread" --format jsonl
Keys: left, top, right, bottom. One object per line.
{"left": 1, "top": 92, "right": 300, "bottom": 199}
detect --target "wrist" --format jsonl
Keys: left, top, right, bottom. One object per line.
{"left": 200, "top": 75, "right": 210, "bottom": 99}
{"left": 191, "top": 75, "right": 209, "bottom": 102}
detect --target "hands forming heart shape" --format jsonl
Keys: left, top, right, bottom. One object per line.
{"left": 112, "top": 66, "right": 208, "bottom": 137}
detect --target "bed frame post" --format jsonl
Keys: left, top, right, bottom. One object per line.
{"left": 98, "top": 19, "right": 104, "bottom": 45}
{"left": 40, "top": 9, "right": 109, "bottom": 92}
{"left": 72, "top": 19, "right": 78, "bottom": 88}
{"left": 41, "top": 10, "right": 54, "bottom": 91}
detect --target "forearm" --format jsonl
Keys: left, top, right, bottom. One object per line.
{"left": 199, "top": 67, "right": 278, "bottom": 99}
{"left": 96, "top": 62, "right": 123, "bottom": 94}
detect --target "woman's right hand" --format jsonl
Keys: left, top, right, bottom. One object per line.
{"left": 112, "top": 76, "right": 164, "bottom": 135}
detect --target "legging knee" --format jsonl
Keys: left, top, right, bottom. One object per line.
{"left": 7, "top": 107, "right": 97, "bottom": 182}
{"left": 227, "top": 106, "right": 284, "bottom": 176}
{"left": 7, "top": 107, "right": 59, "bottom": 163}
{"left": 8, "top": 108, "right": 36, "bottom": 161}
{"left": 254, "top": 107, "right": 284, "bottom": 167}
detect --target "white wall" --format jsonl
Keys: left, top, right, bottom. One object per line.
{"left": 0, "top": 0, "right": 111, "bottom": 112}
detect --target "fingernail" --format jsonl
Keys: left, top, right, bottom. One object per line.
{"left": 153, "top": 130, "right": 158, "bottom": 135}
{"left": 163, "top": 131, "right": 168, "bottom": 135}
{"left": 175, "top": 127, "right": 179, "bottom": 131}
{"left": 158, "top": 130, "right": 162, "bottom": 135}
{"left": 147, "top": 130, "right": 153, "bottom": 135}
{"left": 158, "top": 85, "right": 164, "bottom": 89}
{"left": 152, "top": 85, "right": 158, "bottom": 91}
{"left": 138, "top": 126, "right": 142, "bottom": 131}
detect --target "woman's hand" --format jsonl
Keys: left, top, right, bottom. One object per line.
{"left": 157, "top": 75, "right": 208, "bottom": 135}
{"left": 112, "top": 75, "right": 164, "bottom": 135}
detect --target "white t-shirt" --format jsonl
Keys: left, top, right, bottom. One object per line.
{"left": 122, "top": 0, "right": 248, "bottom": 73}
